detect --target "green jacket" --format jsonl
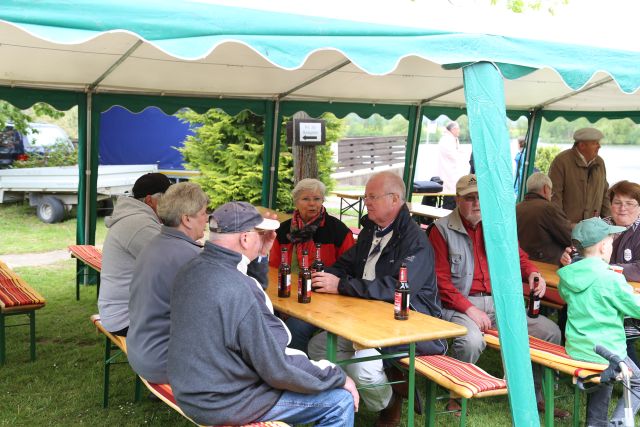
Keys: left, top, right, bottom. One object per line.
{"left": 558, "top": 257, "right": 640, "bottom": 364}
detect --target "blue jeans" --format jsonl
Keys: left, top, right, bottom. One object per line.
{"left": 256, "top": 388, "right": 354, "bottom": 427}
{"left": 586, "top": 356, "right": 640, "bottom": 426}
{"left": 285, "top": 317, "right": 318, "bottom": 353}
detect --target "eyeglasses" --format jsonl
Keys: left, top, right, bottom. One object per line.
{"left": 363, "top": 193, "right": 394, "bottom": 202}
{"left": 612, "top": 200, "right": 639, "bottom": 209}
{"left": 461, "top": 194, "right": 480, "bottom": 203}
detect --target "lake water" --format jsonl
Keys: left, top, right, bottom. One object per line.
{"left": 413, "top": 142, "right": 640, "bottom": 187}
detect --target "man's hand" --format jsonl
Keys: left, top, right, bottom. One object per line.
{"left": 529, "top": 272, "right": 546, "bottom": 298}
{"left": 343, "top": 376, "right": 359, "bottom": 412}
{"left": 311, "top": 271, "right": 340, "bottom": 294}
{"left": 258, "top": 212, "right": 278, "bottom": 257}
{"left": 559, "top": 247, "right": 572, "bottom": 266}
{"left": 465, "top": 306, "right": 492, "bottom": 331}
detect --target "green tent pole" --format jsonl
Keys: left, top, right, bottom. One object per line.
{"left": 403, "top": 105, "right": 423, "bottom": 200}
{"left": 87, "top": 98, "right": 100, "bottom": 245}
{"left": 262, "top": 100, "right": 283, "bottom": 209}
{"left": 463, "top": 62, "right": 540, "bottom": 426}
{"left": 76, "top": 94, "right": 88, "bottom": 245}
{"left": 516, "top": 109, "right": 543, "bottom": 201}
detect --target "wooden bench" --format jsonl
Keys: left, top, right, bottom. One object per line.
{"left": 400, "top": 355, "right": 507, "bottom": 426}
{"left": 0, "top": 260, "right": 46, "bottom": 365}
{"left": 90, "top": 314, "right": 142, "bottom": 408}
{"left": 141, "top": 378, "right": 290, "bottom": 427}
{"left": 483, "top": 329, "right": 605, "bottom": 427}
{"left": 69, "top": 245, "right": 102, "bottom": 300}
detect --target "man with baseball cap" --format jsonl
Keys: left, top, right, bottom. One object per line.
{"left": 558, "top": 217, "right": 640, "bottom": 426}
{"left": 429, "top": 174, "right": 566, "bottom": 418}
{"left": 168, "top": 201, "right": 358, "bottom": 427}
{"left": 99, "top": 172, "right": 172, "bottom": 336}
{"left": 548, "top": 127, "right": 610, "bottom": 225}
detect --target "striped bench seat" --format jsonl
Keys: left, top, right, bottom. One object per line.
{"left": 400, "top": 354, "right": 507, "bottom": 426}
{"left": 141, "top": 378, "right": 289, "bottom": 427}
{"left": 69, "top": 245, "right": 102, "bottom": 300}
{"left": 521, "top": 283, "right": 565, "bottom": 309}
{"left": 483, "top": 328, "right": 605, "bottom": 427}
{"left": 0, "top": 260, "right": 46, "bottom": 364}
{"left": 69, "top": 245, "right": 102, "bottom": 271}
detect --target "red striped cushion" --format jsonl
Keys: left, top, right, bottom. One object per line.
{"left": 68, "top": 245, "right": 102, "bottom": 271}
{"left": 146, "top": 382, "right": 289, "bottom": 427}
{"left": 0, "top": 261, "right": 46, "bottom": 309}
{"left": 407, "top": 355, "right": 506, "bottom": 398}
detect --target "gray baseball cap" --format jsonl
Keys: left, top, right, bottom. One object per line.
{"left": 209, "top": 201, "right": 279, "bottom": 233}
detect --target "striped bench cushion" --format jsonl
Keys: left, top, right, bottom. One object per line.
{"left": 484, "top": 329, "right": 605, "bottom": 378}
{"left": 142, "top": 379, "right": 289, "bottom": 427}
{"left": 0, "top": 260, "right": 46, "bottom": 310}
{"left": 400, "top": 354, "right": 506, "bottom": 399}
{"left": 68, "top": 245, "right": 103, "bottom": 272}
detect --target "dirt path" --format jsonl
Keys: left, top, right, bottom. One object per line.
{"left": 0, "top": 249, "right": 72, "bottom": 269}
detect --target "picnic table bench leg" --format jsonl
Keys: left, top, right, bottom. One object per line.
{"left": 29, "top": 311, "right": 36, "bottom": 362}
{"left": 357, "top": 197, "right": 363, "bottom": 225}
{"left": 0, "top": 313, "right": 5, "bottom": 366}
{"left": 542, "top": 366, "right": 555, "bottom": 427}
{"left": 425, "top": 380, "right": 437, "bottom": 427}
{"left": 103, "top": 335, "right": 112, "bottom": 408}
{"left": 407, "top": 342, "right": 415, "bottom": 427}
{"left": 134, "top": 375, "right": 142, "bottom": 402}
{"left": 572, "top": 383, "right": 581, "bottom": 427}
{"left": 326, "top": 333, "right": 337, "bottom": 363}
{"left": 96, "top": 273, "right": 101, "bottom": 298}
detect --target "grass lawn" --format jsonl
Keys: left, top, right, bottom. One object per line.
{"left": 0, "top": 261, "right": 592, "bottom": 427}
{"left": 0, "top": 203, "right": 107, "bottom": 255}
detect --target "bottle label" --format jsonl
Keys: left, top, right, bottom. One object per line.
{"left": 305, "top": 278, "right": 312, "bottom": 292}
{"left": 533, "top": 299, "right": 540, "bottom": 311}
{"left": 394, "top": 291, "right": 402, "bottom": 312}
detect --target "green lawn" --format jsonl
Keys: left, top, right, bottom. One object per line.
{"left": 0, "top": 203, "right": 107, "bottom": 255}
{"left": 0, "top": 261, "right": 592, "bottom": 426}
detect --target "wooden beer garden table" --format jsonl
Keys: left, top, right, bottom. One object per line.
{"left": 266, "top": 268, "right": 467, "bottom": 425}
{"left": 406, "top": 202, "right": 452, "bottom": 221}
{"left": 255, "top": 205, "right": 292, "bottom": 223}
{"left": 331, "top": 190, "right": 365, "bottom": 223}
{"left": 532, "top": 260, "right": 640, "bottom": 291}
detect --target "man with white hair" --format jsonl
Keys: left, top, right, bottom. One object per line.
{"left": 516, "top": 172, "right": 572, "bottom": 264}
{"left": 310, "top": 171, "right": 446, "bottom": 427}
{"left": 548, "top": 127, "right": 610, "bottom": 225}
{"left": 168, "top": 201, "right": 357, "bottom": 427}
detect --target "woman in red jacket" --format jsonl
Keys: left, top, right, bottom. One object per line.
{"left": 270, "top": 178, "right": 355, "bottom": 270}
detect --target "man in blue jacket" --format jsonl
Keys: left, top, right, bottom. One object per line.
{"left": 311, "top": 171, "right": 446, "bottom": 427}
{"left": 168, "top": 201, "right": 357, "bottom": 427}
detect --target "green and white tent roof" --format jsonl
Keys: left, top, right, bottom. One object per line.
{"left": 1, "top": 0, "right": 639, "bottom": 116}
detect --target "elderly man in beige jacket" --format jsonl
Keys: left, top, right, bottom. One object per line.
{"left": 548, "top": 127, "right": 610, "bottom": 226}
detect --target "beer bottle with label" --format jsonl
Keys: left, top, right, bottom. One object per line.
{"left": 278, "top": 247, "right": 291, "bottom": 298}
{"left": 311, "top": 243, "right": 324, "bottom": 273}
{"left": 527, "top": 276, "right": 540, "bottom": 318}
{"left": 298, "top": 249, "right": 312, "bottom": 303}
{"left": 394, "top": 263, "right": 410, "bottom": 320}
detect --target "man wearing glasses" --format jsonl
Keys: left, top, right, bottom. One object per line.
{"left": 429, "top": 174, "right": 566, "bottom": 418}
{"left": 168, "top": 201, "right": 358, "bottom": 427}
{"left": 310, "top": 171, "right": 446, "bottom": 427}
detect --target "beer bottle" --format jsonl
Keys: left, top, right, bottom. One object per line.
{"left": 298, "top": 249, "right": 312, "bottom": 303}
{"left": 311, "top": 243, "right": 324, "bottom": 273}
{"left": 527, "top": 276, "right": 540, "bottom": 318}
{"left": 394, "top": 263, "right": 410, "bottom": 320}
{"left": 278, "top": 247, "right": 291, "bottom": 298}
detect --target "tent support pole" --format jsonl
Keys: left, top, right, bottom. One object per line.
{"left": 278, "top": 60, "right": 351, "bottom": 99}
{"left": 463, "top": 61, "right": 540, "bottom": 426}
{"left": 264, "top": 100, "right": 281, "bottom": 208}
{"left": 403, "top": 105, "right": 423, "bottom": 200}
{"left": 534, "top": 76, "right": 612, "bottom": 110}
{"left": 517, "top": 109, "right": 542, "bottom": 200}
{"left": 84, "top": 92, "right": 93, "bottom": 245}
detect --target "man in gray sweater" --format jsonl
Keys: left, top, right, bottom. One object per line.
{"left": 98, "top": 172, "right": 171, "bottom": 336}
{"left": 168, "top": 202, "right": 358, "bottom": 427}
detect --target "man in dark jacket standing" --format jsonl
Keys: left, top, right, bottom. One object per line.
{"left": 516, "top": 172, "right": 572, "bottom": 264}
{"left": 168, "top": 202, "right": 357, "bottom": 427}
{"left": 311, "top": 171, "right": 446, "bottom": 427}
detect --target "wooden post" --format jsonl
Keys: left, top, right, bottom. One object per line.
{"left": 292, "top": 111, "right": 318, "bottom": 184}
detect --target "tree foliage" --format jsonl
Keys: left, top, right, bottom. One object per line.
{"left": 534, "top": 144, "right": 561, "bottom": 174}
{"left": 177, "top": 109, "right": 341, "bottom": 212}
{"left": 12, "top": 143, "right": 78, "bottom": 168}
{"left": 0, "top": 101, "right": 64, "bottom": 133}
